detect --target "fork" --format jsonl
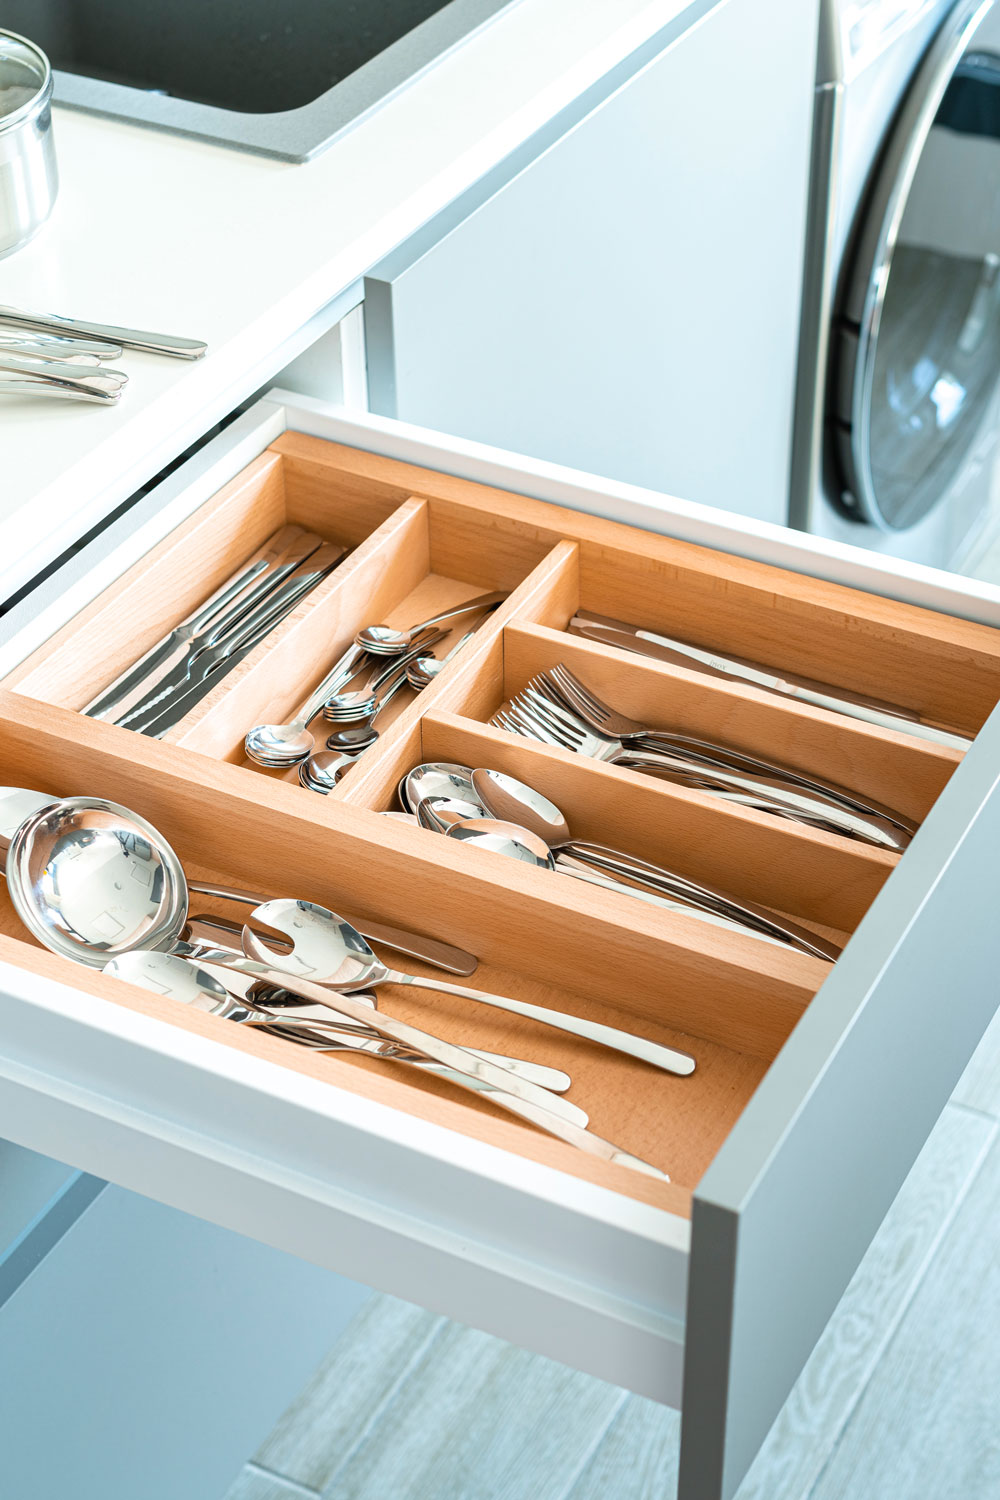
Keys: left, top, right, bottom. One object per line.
{"left": 545, "top": 664, "right": 918, "bottom": 839}
{"left": 493, "top": 676, "right": 913, "bottom": 851}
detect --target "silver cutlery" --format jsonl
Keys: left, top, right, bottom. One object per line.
{"left": 111, "top": 950, "right": 665, "bottom": 1177}
{"left": 0, "top": 303, "right": 207, "bottom": 359}
{"left": 0, "top": 356, "right": 127, "bottom": 404}
{"left": 493, "top": 666, "right": 914, "bottom": 851}
{"left": 132, "top": 542, "right": 345, "bottom": 739}
{"left": 297, "top": 749, "right": 358, "bottom": 792}
{"left": 323, "top": 630, "right": 447, "bottom": 726}
{"left": 105, "top": 951, "right": 595, "bottom": 1136}
{"left": 400, "top": 763, "right": 487, "bottom": 826}
{"left": 568, "top": 611, "right": 972, "bottom": 751}
{"left": 405, "top": 626, "right": 479, "bottom": 689}
{"left": 0, "top": 330, "right": 124, "bottom": 363}
{"left": 355, "top": 591, "right": 506, "bottom": 656}
{"left": 242, "top": 898, "right": 696, "bottom": 1076}
{"left": 185, "top": 897, "right": 479, "bottom": 978}
{"left": 470, "top": 767, "right": 841, "bottom": 960}
{"left": 84, "top": 557, "right": 274, "bottom": 721}
{"left": 105, "top": 951, "right": 584, "bottom": 1121}
{"left": 115, "top": 527, "right": 327, "bottom": 730}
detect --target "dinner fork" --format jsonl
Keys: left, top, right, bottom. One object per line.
{"left": 493, "top": 678, "right": 912, "bottom": 850}
{"left": 546, "top": 664, "right": 918, "bottom": 836}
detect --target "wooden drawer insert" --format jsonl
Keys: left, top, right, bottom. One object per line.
{"left": 3, "top": 429, "right": 998, "bottom": 1215}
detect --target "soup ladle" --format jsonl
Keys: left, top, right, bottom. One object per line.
{"left": 0, "top": 790, "right": 478, "bottom": 975}
{"left": 242, "top": 898, "right": 696, "bottom": 1076}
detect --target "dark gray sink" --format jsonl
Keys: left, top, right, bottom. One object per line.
{"left": 0, "top": 0, "right": 520, "bottom": 161}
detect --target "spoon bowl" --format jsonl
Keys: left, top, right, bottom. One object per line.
{"left": 445, "top": 818, "right": 556, "bottom": 867}
{"left": 402, "top": 763, "right": 483, "bottom": 823}
{"left": 471, "top": 768, "right": 572, "bottom": 844}
{"left": 298, "top": 749, "right": 357, "bottom": 793}
{"left": 245, "top": 721, "right": 316, "bottom": 767}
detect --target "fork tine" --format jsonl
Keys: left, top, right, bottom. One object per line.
{"left": 521, "top": 688, "right": 587, "bottom": 745}
{"left": 506, "top": 695, "right": 579, "bottom": 750}
{"left": 551, "top": 662, "right": 609, "bottom": 723}
{"left": 497, "top": 702, "right": 563, "bottom": 750}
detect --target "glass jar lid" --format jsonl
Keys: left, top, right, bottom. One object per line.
{"left": 0, "top": 30, "right": 51, "bottom": 132}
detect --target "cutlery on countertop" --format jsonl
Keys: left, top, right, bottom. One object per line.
{"left": 0, "top": 331, "right": 124, "bottom": 363}
{"left": 568, "top": 610, "right": 972, "bottom": 751}
{"left": 493, "top": 664, "right": 915, "bottom": 851}
{"left": 0, "top": 304, "right": 207, "bottom": 360}
{"left": 0, "top": 356, "right": 127, "bottom": 404}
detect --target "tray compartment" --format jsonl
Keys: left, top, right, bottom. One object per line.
{"left": 458, "top": 621, "right": 963, "bottom": 830}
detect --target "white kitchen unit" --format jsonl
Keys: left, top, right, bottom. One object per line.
{"left": 0, "top": 391, "right": 998, "bottom": 1500}
{"left": 363, "top": 0, "right": 820, "bottom": 524}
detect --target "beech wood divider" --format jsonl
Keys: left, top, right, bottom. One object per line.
{"left": 2, "top": 429, "right": 1000, "bottom": 1213}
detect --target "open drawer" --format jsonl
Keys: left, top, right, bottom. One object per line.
{"left": 1, "top": 392, "right": 999, "bottom": 1500}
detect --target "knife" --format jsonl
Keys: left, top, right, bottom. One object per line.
{"left": 117, "top": 529, "right": 333, "bottom": 731}
{"left": 134, "top": 542, "right": 345, "bottom": 737}
{"left": 88, "top": 526, "right": 323, "bottom": 724}
{"left": 568, "top": 612, "right": 972, "bottom": 751}
{"left": 0, "top": 304, "right": 207, "bottom": 360}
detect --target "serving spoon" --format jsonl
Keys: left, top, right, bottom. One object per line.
{"left": 1, "top": 797, "right": 656, "bottom": 1164}
{"left": 105, "top": 950, "right": 585, "bottom": 1121}
{"left": 242, "top": 898, "right": 696, "bottom": 1076}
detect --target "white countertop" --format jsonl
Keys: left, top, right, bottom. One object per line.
{"left": 0, "top": 0, "right": 679, "bottom": 599}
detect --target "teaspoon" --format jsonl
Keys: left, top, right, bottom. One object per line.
{"left": 355, "top": 592, "right": 505, "bottom": 656}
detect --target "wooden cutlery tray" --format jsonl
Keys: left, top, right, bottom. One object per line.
{"left": 3, "top": 430, "right": 999, "bottom": 1214}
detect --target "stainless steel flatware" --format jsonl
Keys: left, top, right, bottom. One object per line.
{"left": 0, "top": 330, "right": 124, "bottom": 363}
{"left": 470, "top": 767, "right": 841, "bottom": 960}
{"left": 115, "top": 949, "right": 665, "bottom": 1177}
{"left": 355, "top": 591, "right": 505, "bottom": 656}
{"left": 114, "top": 526, "right": 327, "bottom": 730}
{"left": 105, "top": 952, "right": 590, "bottom": 1130}
{"left": 186, "top": 898, "right": 480, "bottom": 978}
{"left": 405, "top": 627, "right": 478, "bottom": 689}
{"left": 569, "top": 611, "right": 972, "bottom": 751}
{"left": 0, "top": 355, "right": 127, "bottom": 403}
{"left": 0, "top": 303, "right": 208, "bottom": 359}
{"left": 494, "top": 665, "right": 915, "bottom": 851}
{"left": 322, "top": 632, "right": 446, "bottom": 724}
{"left": 131, "top": 541, "right": 345, "bottom": 739}
{"left": 242, "top": 898, "right": 696, "bottom": 1076}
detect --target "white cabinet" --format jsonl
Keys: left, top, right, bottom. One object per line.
{"left": 364, "top": 0, "right": 820, "bottom": 524}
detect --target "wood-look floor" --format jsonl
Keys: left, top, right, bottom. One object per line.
{"left": 222, "top": 1014, "right": 1000, "bottom": 1500}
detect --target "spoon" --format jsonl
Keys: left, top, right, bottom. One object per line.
{"left": 322, "top": 631, "right": 446, "bottom": 723}
{"left": 416, "top": 797, "right": 488, "bottom": 834}
{"left": 405, "top": 627, "right": 478, "bottom": 690}
{"left": 105, "top": 951, "right": 585, "bottom": 1122}
{"left": 298, "top": 749, "right": 358, "bottom": 793}
{"left": 0, "top": 789, "right": 479, "bottom": 975}
{"left": 470, "top": 769, "right": 841, "bottom": 962}
{"left": 244, "top": 638, "right": 388, "bottom": 769}
{"left": 401, "top": 763, "right": 486, "bottom": 826}
{"left": 446, "top": 819, "right": 554, "bottom": 864}
{"left": 355, "top": 592, "right": 506, "bottom": 657}
{"left": 325, "top": 724, "right": 379, "bottom": 753}
{"left": 242, "top": 898, "right": 695, "bottom": 1076}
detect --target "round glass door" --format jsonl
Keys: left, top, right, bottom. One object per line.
{"left": 837, "top": 0, "right": 1000, "bottom": 530}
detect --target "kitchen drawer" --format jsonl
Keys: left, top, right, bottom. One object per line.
{"left": 1, "top": 392, "right": 999, "bottom": 1500}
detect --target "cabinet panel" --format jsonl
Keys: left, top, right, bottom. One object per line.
{"left": 365, "top": 0, "right": 820, "bottom": 524}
